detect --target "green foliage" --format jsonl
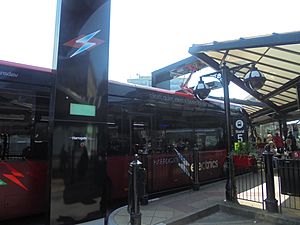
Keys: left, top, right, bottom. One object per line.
{"left": 234, "top": 141, "right": 257, "bottom": 157}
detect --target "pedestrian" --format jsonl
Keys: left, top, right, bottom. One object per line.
{"left": 266, "top": 134, "right": 277, "bottom": 154}
{"left": 287, "top": 131, "right": 297, "bottom": 151}
{"left": 273, "top": 132, "right": 284, "bottom": 154}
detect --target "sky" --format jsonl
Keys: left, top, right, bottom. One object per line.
{"left": 0, "top": 0, "right": 299, "bottom": 99}
{"left": 0, "top": 0, "right": 59, "bottom": 70}
{"left": 109, "top": 0, "right": 300, "bottom": 98}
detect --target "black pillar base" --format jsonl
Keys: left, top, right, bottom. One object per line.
{"left": 192, "top": 183, "right": 200, "bottom": 191}
{"left": 225, "top": 183, "right": 238, "bottom": 202}
{"left": 130, "top": 212, "right": 141, "bottom": 225}
{"left": 225, "top": 156, "right": 237, "bottom": 202}
{"left": 140, "top": 194, "right": 149, "bottom": 205}
{"left": 265, "top": 199, "right": 278, "bottom": 213}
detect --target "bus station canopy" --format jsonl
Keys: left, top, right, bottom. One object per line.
{"left": 189, "top": 31, "right": 300, "bottom": 124}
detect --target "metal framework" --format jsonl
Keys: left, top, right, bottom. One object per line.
{"left": 189, "top": 31, "right": 300, "bottom": 124}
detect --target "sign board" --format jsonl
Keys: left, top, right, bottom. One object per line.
{"left": 233, "top": 117, "right": 248, "bottom": 143}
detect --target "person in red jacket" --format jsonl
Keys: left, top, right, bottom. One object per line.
{"left": 273, "top": 132, "right": 284, "bottom": 153}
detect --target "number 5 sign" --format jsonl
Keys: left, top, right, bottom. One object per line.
{"left": 233, "top": 117, "right": 248, "bottom": 143}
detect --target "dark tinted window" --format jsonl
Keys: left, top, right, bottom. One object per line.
{"left": 0, "top": 86, "right": 50, "bottom": 160}
{"left": 108, "top": 83, "right": 226, "bottom": 156}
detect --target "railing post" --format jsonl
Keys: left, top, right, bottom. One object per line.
{"left": 128, "top": 154, "right": 142, "bottom": 225}
{"left": 192, "top": 145, "right": 200, "bottom": 191}
{"left": 263, "top": 144, "right": 278, "bottom": 213}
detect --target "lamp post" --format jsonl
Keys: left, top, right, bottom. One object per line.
{"left": 194, "top": 62, "right": 266, "bottom": 202}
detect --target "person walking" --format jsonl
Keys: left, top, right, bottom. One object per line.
{"left": 287, "top": 131, "right": 297, "bottom": 151}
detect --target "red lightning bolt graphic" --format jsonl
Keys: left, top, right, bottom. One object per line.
{"left": 2, "top": 163, "right": 28, "bottom": 190}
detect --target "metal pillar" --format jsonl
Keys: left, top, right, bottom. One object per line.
{"left": 192, "top": 145, "right": 200, "bottom": 191}
{"left": 263, "top": 145, "right": 278, "bottom": 213}
{"left": 128, "top": 154, "right": 142, "bottom": 225}
{"left": 278, "top": 119, "right": 283, "bottom": 138}
{"left": 282, "top": 117, "right": 288, "bottom": 139}
{"left": 222, "top": 65, "right": 237, "bottom": 202}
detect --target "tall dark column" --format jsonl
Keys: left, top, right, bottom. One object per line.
{"left": 50, "top": 1, "right": 111, "bottom": 225}
{"left": 279, "top": 119, "right": 283, "bottom": 138}
{"left": 282, "top": 117, "right": 288, "bottom": 139}
{"left": 222, "top": 65, "right": 237, "bottom": 202}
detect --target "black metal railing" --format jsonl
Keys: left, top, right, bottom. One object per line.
{"left": 235, "top": 155, "right": 265, "bottom": 209}
{"left": 235, "top": 147, "right": 300, "bottom": 217}
{"left": 277, "top": 159, "right": 300, "bottom": 212}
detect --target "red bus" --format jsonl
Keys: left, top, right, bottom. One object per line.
{"left": 0, "top": 78, "right": 247, "bottom": 222}
{"left": 106, "top": 81, "right": 245, "bottom": 199}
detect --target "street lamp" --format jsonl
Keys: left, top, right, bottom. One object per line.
{"left": 193, "top": 63, "right": 266, "bottom": 202}
{"left": 194, "top": 77, "right": 211, "bottom": 100}
{"left": 244, "top": 64, "right": 266, "bottom": 90}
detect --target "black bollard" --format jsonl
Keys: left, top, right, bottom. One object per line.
{"left": 263, "top": 144, "right": 278, "bottom": 213}
{"left": 128, "top": 154, "right": 142, "bottom": 225}
{"left": 192, "top": 145, "right": 200, "bottom": 191}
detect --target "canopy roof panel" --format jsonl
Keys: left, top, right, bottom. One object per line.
{"left": 189, "top": 31, "right": 300, "bottom": 124}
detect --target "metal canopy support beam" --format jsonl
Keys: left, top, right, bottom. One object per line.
{"left": 189, "top": 31, "right": 300, "bottom": 53}
{"left": 250, "top": 107, "right": 274, "bottom": 119}
{"left": 192, "top": 52, "right": 280, "bottom": 113}
{"left": 259, "top": 75, "right": 300, "bottom": 100}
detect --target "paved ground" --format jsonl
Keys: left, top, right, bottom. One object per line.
{"left": 108, "top": 176, "right": 300, "bottom": 225}
{"left": 108, "top": 179, "right": 228, "bottom": 225}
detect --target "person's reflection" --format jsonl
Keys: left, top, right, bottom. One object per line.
{"left": 77, "top": 141, "right": 88, "bottom": 179}
{"left": 92, "top": 150, "right": 110, "bottom": 216}
{"left": 59, "top": 145, "right": 68, "bottom": 172}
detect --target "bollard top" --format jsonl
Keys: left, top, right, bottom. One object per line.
{"left": 130, "top": 154, "right": 142, "bottom": 166}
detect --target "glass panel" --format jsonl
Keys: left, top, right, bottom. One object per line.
{"left": 259, "top": 56, "right": 300, "bottom": 74}
{"left": 267, "top": 47, "right": 300, "bottom": 65}
{"left": 207, "top": 51, "right": 224, "bottom": 60}
{"left": 260, "top": 86, "right": 276, "bottom": 92}
{"left": 235, "top": 71, "right": 246, "bottom": 78}
{"left": 242, "top": 107, "right": 257, "bottom": 113}
{"left": 264, "top": 81, "right": 282, "bottom": 88}
{"left": 273, "top": 101, "right": 284, "bottom": 106}
{"left": 279, "top": 91, "right": 297, "bottom": 99}
{"left": 256, "top": 64, "right": 298, "bottom": 80}
{"left": 251, "top": 106, "right": 263, "bottom": 110}
{"left": 272, "top": 95, "right": 293, "bottom": 102}
{"left": 269, "top": 98, "right": 287, "bottom": 105}
{"left": 258, "top": 68, "right": 292, "bottom": 83}
{"left": 245, "top": 47, "right": 269, "bottom": 54}
{"left": 286, "top": 87, "right": 297, "bottom": 94}
{"left": 227, "top": 49, "right": 261, "bottom": 62}
{"left": 224, "top": 54, "right": 252, "bottom": 65}
{"left": 277, "top": 44, "right": 300, "bottom": 54}
{"left": 257, "top": 89, "right": 269, "bottom": 95}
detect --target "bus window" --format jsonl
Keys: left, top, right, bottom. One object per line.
{"left": 130, "top": 114, "right": 152, "bottom": 155}
{"left": 0, "top": 88, "right": 50, "bottom": 160}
